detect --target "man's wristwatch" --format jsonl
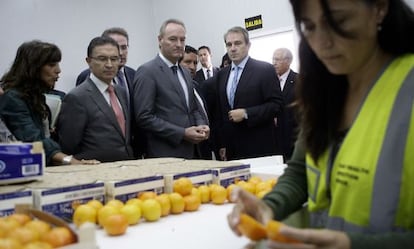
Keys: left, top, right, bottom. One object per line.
{"left": 62, "top": 155, "right": 73, "bottom": 165}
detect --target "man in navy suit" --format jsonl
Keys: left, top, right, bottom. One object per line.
{"left": 133, "top": 19, "right": 209, "bottom": 159}
{"left": 75, "top": 27, "right": 146, "bottom": 158}
{"left": 58, "top": 36, "right": 133, "bottom": 162}
{"left": 213, "top": 26, "right": 283, "bottom": 161}
{"left": 272, "top": 48, "right": 299, "bottom": 161}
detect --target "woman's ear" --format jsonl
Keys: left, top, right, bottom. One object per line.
{"left": 376, "top": 0, "right": 389, "bottom": 25}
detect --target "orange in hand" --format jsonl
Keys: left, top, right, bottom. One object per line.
{"left": 266, "top": 220, "right": 298, "bottom": 243}
{"left": 237, "top": 213, "right": 267, "bottom": 241}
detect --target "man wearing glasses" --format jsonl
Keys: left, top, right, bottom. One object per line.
{"left": 76, "top": 27, "right": 146, "bottom": 159}
{"left": 57, "top": 36, "right": 134, "bottom": 162}
{"left": 75, "top": 27, "right": 134, "bottom": 95}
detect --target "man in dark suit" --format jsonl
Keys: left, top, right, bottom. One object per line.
{"left": 75, "top": 27, "right": 146, "bottom": 158}
{"left": 272, "top": 48, "right": 298, "bottom": 161}
{"left": 194, "top": 46, "right": 219, "bottom": 83}
{"left": 133, "top": 19, "right": 209, "bottom": 159}
{"left": 213, "top": 26, "right": 283, "bottom": 161}
{"left": 57, "top": 36, "right": 134, "bottom": 162}
{"left": 179, "top": 45, "right": 215, "bottom": 159}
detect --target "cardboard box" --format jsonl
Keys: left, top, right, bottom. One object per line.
{"left": 0, "top": 142, "right": 45, "bottom": 185}
{"left": 0, "top": 185, "right": 32, "bottom": 216}
{"left": 163, "top": 169, "right": 213, "bottom": 193}
{"left": 46, "top": 162, "right": 168, "bottom": 203}
{"left": 211, "top": 164, "right": 251, "bottom": 187}
{"left": 104, "top": 175, "right": 165, "bottom": 203}
{"left": 15, "top": 204, "right": 98, "bottom": 249}
{"left": 26, "top": 173, "right": 105, "bottom": 222}
{"left": 115, "top": 160, "right": 214, "bottom": 193}
{"left": 250, "top": 164, "right": 287, "bottom": 180}
{"left": 81, "top": 165, "right": 165, "bottom": 202}
{"left": 167, "top": 160, "right": 251, "bottom": 187}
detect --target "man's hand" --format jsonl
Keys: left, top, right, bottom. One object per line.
{"left": 197, "top": 125, "right": 210, "bottom": 139}
{"left": 184, "top": 125, "right": 209, "bottom": 144}
{"left": 219, "top": 147, "right": 227, "bottom": 161}
{"left": 228, "top": 108, "right": 247, "bottom": 123}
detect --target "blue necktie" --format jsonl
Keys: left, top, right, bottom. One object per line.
{"left": 229, "top": 66, "right": 240, "bottom": 108}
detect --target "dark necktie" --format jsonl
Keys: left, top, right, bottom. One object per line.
{"left": 207, "top": 69, "right": 211, "bottom": 79}
{"left": 117, "top": 70, "right": 126, "bottom": 88}
{"left": 171, "top": 65, "right": 178, "bottom": 75}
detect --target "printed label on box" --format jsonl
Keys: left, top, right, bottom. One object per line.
{"left": 212, "top": 164, "right": 251, "bottom": 187}
{"left": 0, "top": 190, "right": 32, "bottom": 216}
{"left": 106, "top": 175, "right": 165, "bottom": 203}
{"left": 33, "top": 182, "right": 105, "bottom": 221}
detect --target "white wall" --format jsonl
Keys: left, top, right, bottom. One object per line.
{"left": 0, "top": 0, "right": 157, "bottom": 93}
{"left": 152, "top": 0, "right": 295, "bottom": 67}
{"left": 0, "top": 0, "right": 295, "bottom": 92}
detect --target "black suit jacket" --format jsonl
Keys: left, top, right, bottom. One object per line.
{"left": 194, "top": 67, "right": 219, "bottom": 83}
{"left": 275, "top": 70, "right": 298, "bottom": 161}
{"left": 214, "top": 57, "right": 283, "bottom": 160}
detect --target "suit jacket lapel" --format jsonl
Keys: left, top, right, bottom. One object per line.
{"left": 86, "top": 79, "right": 126, "bottom": 138}
{"left": 283, "top": 71, "right": 296, "bottom": 96}
{"left": 156, "top": 57, "right": 188, "bottom": 110}
{"left": 220, "top": 67, "right": 232, "bottom": 109}
{"left": 180, "top": 65, "right": 195, "bottom": 110}
{"left": 232, "top": 58, "right": 253, "bottom": 107}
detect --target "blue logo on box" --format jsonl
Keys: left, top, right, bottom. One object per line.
{"left": 0, "top": 160, "right": 5, "bottom": 173}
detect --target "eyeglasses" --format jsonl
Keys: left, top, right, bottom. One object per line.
{"left": 90, "top": 56, "right": 121, "bottom": 64}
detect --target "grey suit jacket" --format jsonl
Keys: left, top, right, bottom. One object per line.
{"left": 57, "top": 79, "right": 133, "bottom": 162}
{"left": 133, "top": 55, "right": 206, "bottom": 158}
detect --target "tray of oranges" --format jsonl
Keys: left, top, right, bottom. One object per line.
{"left": 0, "top": 204, "right": 97, "bottom": 249}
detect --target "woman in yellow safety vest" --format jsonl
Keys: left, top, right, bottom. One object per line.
{"left": 228, "top": 0, "right": 414, "bottom": 248}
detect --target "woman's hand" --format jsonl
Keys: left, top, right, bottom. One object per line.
{"left": 266, "top": 226, "right": 351, "bottom": 249}
{"left": 227, "top": 187, "right": 273, "bottom": 236}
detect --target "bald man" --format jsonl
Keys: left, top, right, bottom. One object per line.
{"left": 272, "top": 48, "right": 298, "bottom": 161}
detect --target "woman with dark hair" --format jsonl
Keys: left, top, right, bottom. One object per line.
{"left": 228, "top": 0, "right": 414, "bottom": 248}
{"left": 219, "top": 52, "right": 231, "bottom": 69}
{"left": 0, "top": 40, "right": 99, "bottom": 166}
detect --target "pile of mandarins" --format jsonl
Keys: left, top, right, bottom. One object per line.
{"left": 0, "top": 213, "right": 76, "bottom": 249}
{"left": 71, "top": 176, "right": 277, "bottom": 237}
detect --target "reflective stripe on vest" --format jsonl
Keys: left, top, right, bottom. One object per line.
{"left": 306, "top": 54, "right": 414, "bottom": 233}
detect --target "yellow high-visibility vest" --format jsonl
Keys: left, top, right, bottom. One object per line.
{"left": 306, "top": 54, "right": 414, "bottom": 233}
